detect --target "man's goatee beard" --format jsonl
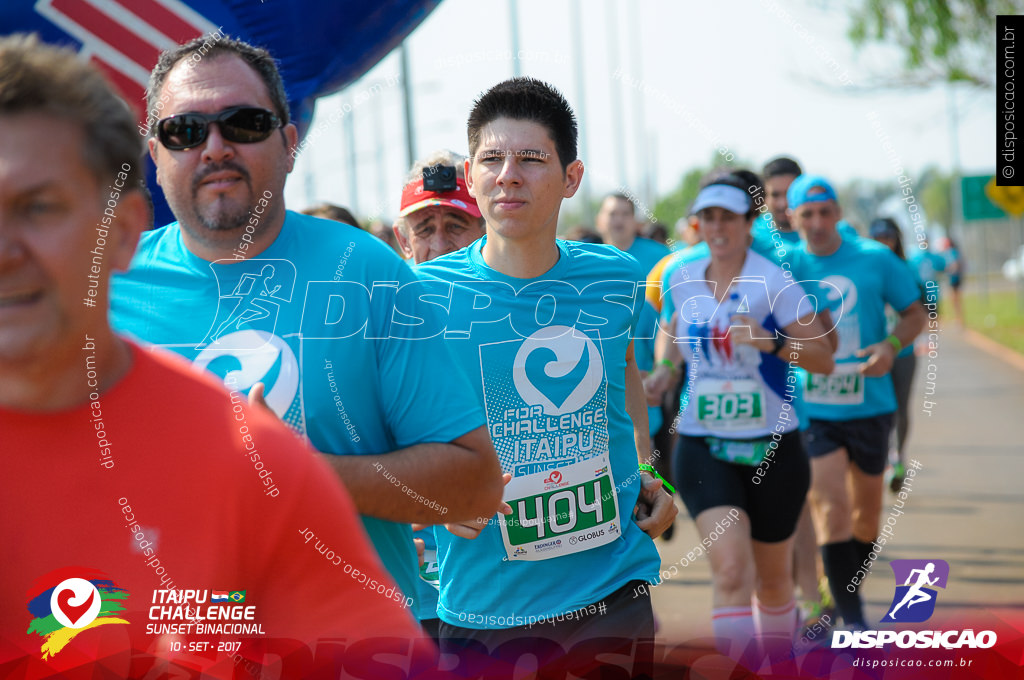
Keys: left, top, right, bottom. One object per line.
{"left": 198, "top": 207, "right": 250, "bottom": 231}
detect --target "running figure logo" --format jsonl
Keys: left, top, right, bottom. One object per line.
{"left": 212, "top": 264, "right": 281, "bottom": 339}
{"left": 881, "top": 559, "right": 949, "bottom": 623}
{"left": 200, "top": 261, "right": 296, "bottom": 349}
{"left": 192, "top": 259, "right": 304, "bottom": 432}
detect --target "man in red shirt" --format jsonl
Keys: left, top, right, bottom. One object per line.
{"left": 0, "top": 34, "right": 427, "bottom": 679}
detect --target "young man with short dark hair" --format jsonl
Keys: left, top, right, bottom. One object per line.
{"left": 417, "top": 77, "right": 675, "bottom": 677}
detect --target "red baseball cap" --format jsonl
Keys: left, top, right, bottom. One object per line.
{"left": 399, "top": 176, "right": 481, "bottom": 218}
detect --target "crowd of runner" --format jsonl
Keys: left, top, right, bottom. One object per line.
{"left": 0, "top": 31, "right": 962, "bottom": 678}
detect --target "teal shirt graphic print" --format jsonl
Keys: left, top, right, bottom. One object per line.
{"left": 484, "top": 325, "right": 608, "bottom": 474}
{"left": 785, "top": 238, "right": 920, "bottom": 420}
{"left": 417, "top": 238, "right": 661, "bottom": 628}
{"left": 482, "top": 325, "right": 620, "bottom": 561}
{"left": 109, "top": 211, "right": 486, "bottom": 612}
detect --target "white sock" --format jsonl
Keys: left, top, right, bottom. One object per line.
{"left": 712, "top": 606, "right": 754, "bottom": 659}
{"left": 753, "top": 598, "right": 797, "bottom": 636}
{"left": 754, "top": 598, "right": 797, "bottom": 664}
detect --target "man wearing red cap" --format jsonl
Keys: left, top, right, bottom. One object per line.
{"left": 392, "top": 150, "right": 487, "bottom": 637}
{"left": 393, "top": 150, "right": 485, "bottom": 264}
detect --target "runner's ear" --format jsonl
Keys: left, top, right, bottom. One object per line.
{"left": 283, "top": 123, "right": 299, "bottom": 173}
{"left": 562, "top": 159, "right": 584, "bottom": 198}
{"left": 109, "top": 189, "right": 148, "bottom": 272}
{"left": 393, "top": 221, "right": 413, "bottom": 259}
{"left": 464, "top": 158, "right": 475, "bottom": 195}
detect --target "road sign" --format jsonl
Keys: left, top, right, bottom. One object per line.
{"left": 986, "top": 182, "right": 1024, "bottom": 218}
{"left": 962, "top": 175, "right": 1009, "bottom": 221}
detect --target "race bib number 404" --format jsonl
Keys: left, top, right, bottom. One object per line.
{"left": 419, "top": 549, "right": 440, "bottom": 592}
{"left": 500, "top": 454, "right": 621, "bottom": 561}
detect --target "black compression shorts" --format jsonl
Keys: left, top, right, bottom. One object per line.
{"left": 804, "top": 414, "right": 893, "bottom": 475}
{"left": 674, "top": 430, "right": 809, "bottom": 543}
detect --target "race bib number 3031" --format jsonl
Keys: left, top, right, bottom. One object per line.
{"left": 500, "top": 454, "right": 621, "bottom": 561}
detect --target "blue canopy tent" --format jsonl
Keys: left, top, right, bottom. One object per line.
{"left": 0, "top": 0, "right": 442, "bottom": 225}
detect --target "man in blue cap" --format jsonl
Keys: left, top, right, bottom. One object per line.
{"left": 785, "top": 174, "right": 926, "bottom": 630}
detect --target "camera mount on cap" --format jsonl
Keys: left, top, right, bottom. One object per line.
{"left": 423, "top": 164, "right": 457, "bottom": 193}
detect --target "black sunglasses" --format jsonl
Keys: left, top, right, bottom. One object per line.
{"left": 156, "top": 106, "right": 282, "bottom": 151}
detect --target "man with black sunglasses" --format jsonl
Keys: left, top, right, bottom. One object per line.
{"left": 110, "top": 35, "right": 506, "bottom": 619}
{"left": 157, "top": 106, "right": 283, "bottom": 152}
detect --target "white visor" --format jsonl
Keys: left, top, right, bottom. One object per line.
{"left": 691, "top": 184, "right": 751, "bottom": 216}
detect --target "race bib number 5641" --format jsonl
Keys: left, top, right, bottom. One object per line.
{"left": 805, "top": 363, "right": 865, "bottom": 405}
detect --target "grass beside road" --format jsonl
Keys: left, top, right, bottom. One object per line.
{"left": 959, "top": 289, "right": 1024, "bottom": 355}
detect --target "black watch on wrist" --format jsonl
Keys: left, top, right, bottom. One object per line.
{"left": 771, "top": 335, "right": 787, "bottom": 357}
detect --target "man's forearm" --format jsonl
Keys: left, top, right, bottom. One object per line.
{"left": 654, "top": 315, "right": 681, "bottom": 365}
{"left": 782, "top": 335, "right": 834, "bottom": 375}
{"left": 894, "top": 301, "right": 927, "bottom": 349}
{"left": 819, "top": 308, "right": 839, "bottom": 353}
{"left": 322, "top": 425, "right": 503, "bottom": 523}
{"left": 625, "top": 351, "right": 652, "bottom": 466}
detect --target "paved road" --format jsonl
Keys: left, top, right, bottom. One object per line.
{"left": 649, "top": 325, "right": 1024, "bottom": 653}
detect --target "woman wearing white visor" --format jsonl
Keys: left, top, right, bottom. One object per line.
{"left": 650, "top": 171, "right": 834, "bottom": 666}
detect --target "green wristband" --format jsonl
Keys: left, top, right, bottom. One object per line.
{"left": 885, "top": 334, "right": 902, "bottom": 353}
{"left": 639, "top": 464, "right": 676, "bottom": 494}
{"left": 657, "top": 358, "right": 676, "bottom": 372}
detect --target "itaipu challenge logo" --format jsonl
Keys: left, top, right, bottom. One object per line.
{"left": 26, "top": 568, "right": 129, "bottom": 659}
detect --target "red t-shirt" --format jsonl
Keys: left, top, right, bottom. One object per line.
{"left": 0, "top": 342, "right": 430, "bottom": 678}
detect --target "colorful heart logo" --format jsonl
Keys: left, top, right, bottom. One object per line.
{"left": 48, "top": 577, "right": 102, "bottom": 629}
{"left": 56, "top": 588, "right": 95, "bottom": 626}
{"left": 27, "top": 570, "right": 129, "bottom": 659}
